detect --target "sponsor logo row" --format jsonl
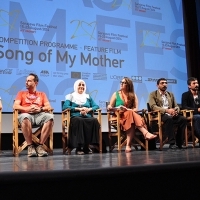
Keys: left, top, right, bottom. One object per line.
{"left": 0, "top": 68, "right": 177, "bottom": 84}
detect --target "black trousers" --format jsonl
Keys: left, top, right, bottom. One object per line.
{"left": 68, "top": 117, "right": 100, "bottom": 148}
{"left": 161, "top": 114, "right": 187, "bottom": 146}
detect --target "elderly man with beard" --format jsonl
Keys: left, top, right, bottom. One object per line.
{"left": 148, "top": 78, "right": 187, "bottom": 150}
{"left": 182, "top": 77, "right": 200, "bottom": 147}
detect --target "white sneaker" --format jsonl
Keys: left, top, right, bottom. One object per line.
{"left": 28, "top": 145, "right": 37, "bottom": 157}
{"left": 36, "top": 145, "right": 48, "bottom": 157}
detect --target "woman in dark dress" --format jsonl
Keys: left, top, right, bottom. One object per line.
{"left": 62, "top": 79, "right": 100, "bottom": 155}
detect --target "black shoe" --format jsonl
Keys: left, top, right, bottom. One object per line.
{"left": 83, "top": 147, "right": 93, "bottom": 154}
{"left": 177, "top": 145, "right": 187, "bottom": 150}
{"left": 169, "top": 144, "right": 178, "bottom": 150}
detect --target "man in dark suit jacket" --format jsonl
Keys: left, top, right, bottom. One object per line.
{"left": 181, "top": 77, "right": 200, "bottom": 146}
{"left": 148, "top": 78, "right": 187, "bottom": 150}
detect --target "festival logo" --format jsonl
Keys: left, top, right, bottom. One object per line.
{"left": 131, "top": 76, "right": 142, "bottom": 83}
{"left": 0, "top": 69, "right": 13, "bottom": 74}
{"left": 99, "top": 100, "right": 107, "bottom": 113}
{"left": 93, "top": 73, "right": 107, "bottom": 80}
{"left": 40, "top": 70, "right": 50, "bottom": 77}
{"left": 71, "top": 71, "right": 81, "bottom": 79}
{"left": 145, "top": 78, "right": 177, "bottom": 84}
{"left": 16, "top": 69, "right": 36, "bottom": 75}
{"left": 110, "top": 75, "right": 123, "bottom": 80}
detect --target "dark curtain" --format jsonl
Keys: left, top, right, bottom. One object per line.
{"left": 182, "top": 0, "right": 200, "bottom": 79}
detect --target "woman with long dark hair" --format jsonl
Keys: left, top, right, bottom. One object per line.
{"left": 107, "top": 77, "right": 156, "bottom": 153}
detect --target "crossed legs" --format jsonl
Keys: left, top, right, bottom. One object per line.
{"left": 125, "top": 124, "right": 157, "bottom": 152}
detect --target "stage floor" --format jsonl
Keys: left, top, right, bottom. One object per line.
{"left": 0, "top": 144, "right": 200, "bottom": 172}
{"left": 1, "top": 145, "right": 200, "bottom": 199}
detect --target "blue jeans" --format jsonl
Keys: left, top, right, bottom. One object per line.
{"left": 193, "top": 114, "right": 200, "bottom": 139}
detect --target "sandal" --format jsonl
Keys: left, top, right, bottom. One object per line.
{"left": 125, "top": 145, "right": 132, "bottom": 153}
{"left": 144, "top": 132, "right": 157, "bottom": 140}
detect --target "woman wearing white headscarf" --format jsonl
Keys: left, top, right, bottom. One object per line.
{"left": 62, "top": 79, "right": 100, "bottom": 155}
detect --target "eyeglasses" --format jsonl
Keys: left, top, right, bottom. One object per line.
{"left": 159, "top": 81, "right": 168, "bottom": 85}
{"left": 120, "top": 81, "right": 127, "bottom": 85}
{"left": 78, "top": 83, "right": 85, "bottom": 86}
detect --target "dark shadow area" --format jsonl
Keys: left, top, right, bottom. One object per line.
{"left": 0, "top": 162, "right": 199, "bottom": 199}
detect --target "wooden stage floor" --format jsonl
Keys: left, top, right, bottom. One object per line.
{"left": 0, "top": 145, "right": 200, "bottom": 199}
{"left": 0, "top": 145, "right": 200, "bottom": 172}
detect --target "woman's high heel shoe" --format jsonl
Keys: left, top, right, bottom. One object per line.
{"left": 144, "top": 132, "right": 157, "bottom": 140}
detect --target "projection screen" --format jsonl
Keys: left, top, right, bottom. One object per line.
{"left": 0, "top": 0, "right": 187, "bottom": 113}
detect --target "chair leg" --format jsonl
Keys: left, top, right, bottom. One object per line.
{"left": 62, "top": 123, "right": 67, "bottom": 154}
{"left": 62, "top": 135, "right": 67, "bottom": 154}
{"left": 145, "top": 139, "right": 148, "bottom": 150}
{"left": 0, "top": 110, "right": 1, "bottom": 152}
{"left": 99, "top": 129, "right": 102, "bottom": 153}
{"left": 49, "top": 130, "right": 53, "bottom": 155}
{"left": 191, "top": 126, "right": 195, "bottom": 148}
{"left": 67, "top": 147, "right": 73, "bottom": 155}
{"left": 13, "top": 128, "right": 19, "bottom": 156}
{"left": 108, "top": 133, "right": 113, "bottom": 152}
{"left": 185, "top": 126, "right": 188, "bottom": 147}
{"left": 158, "top": 126, "right": 163, "bottom": 150}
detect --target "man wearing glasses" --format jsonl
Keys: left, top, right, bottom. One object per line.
{"left": 181, "top": 77, "right": 200, "bottom": 147}
{"left": 13, "top": 73, "right": 54, "bottom": 157}
{"left": 148, "top": 78, "right": 187, "bottom": 150}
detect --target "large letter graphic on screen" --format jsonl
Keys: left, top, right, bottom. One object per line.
{"left": 135, "top": 22, "right": 166, "bottom": 77}
{"left": 169, "top": 0, "right": 186, "bottom": 80}
{"left": 83, "top": 0, "right": 123, "bottom": 11}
